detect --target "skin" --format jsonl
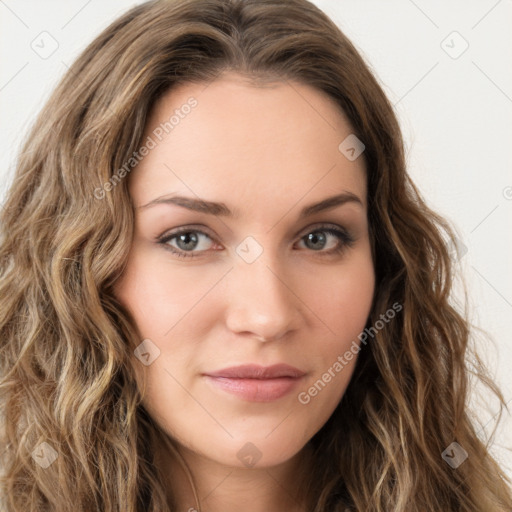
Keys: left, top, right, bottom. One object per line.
{"left": 114, "top": 72, "right": 375, "bottom": 512}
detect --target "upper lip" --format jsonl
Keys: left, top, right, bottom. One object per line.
{"left": 204, "top": 364, "right": 306, "bottom": 379}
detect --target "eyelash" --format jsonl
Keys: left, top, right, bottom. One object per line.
{"left": 156, "top": 223, "right": 355, "bottom": 260}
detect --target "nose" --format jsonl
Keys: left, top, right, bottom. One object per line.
{"left": 224, "top": 253, "right": 303, "bottom": 342}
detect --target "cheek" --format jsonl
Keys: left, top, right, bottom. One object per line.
{"left": 301, "top": 246, "right": 375, "bottom": 347}
{"left": 323, "top": 269, "right": 375, "bottom": 344}
{"left": 114, "top": 245, "right": 220, "bottom": 336}
{"left": 293, "top": 271, "right": 374, "bottom": 438}
{"left": 295, "top": 249, "right": 374, "bottom": 401}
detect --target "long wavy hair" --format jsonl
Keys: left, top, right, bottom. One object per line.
{"left": 0, "top": 0, "right": 511, "bottom": 510}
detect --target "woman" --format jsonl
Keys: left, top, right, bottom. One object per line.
{"left": 0, "top": 0, "right": 511, "bottom": 510}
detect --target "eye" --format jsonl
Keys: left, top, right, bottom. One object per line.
{"left": 157, "top": 228, "right": 217, "bottom": 259}
{"left": 296, "top": 225, "right": 355, "bottom": 255}
{"left": 157, "top": 223, "right": 355, "bottom": 259}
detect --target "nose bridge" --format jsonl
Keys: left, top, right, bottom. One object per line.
{"left": 225, "top": 240, "right": 300, "bottom": 341}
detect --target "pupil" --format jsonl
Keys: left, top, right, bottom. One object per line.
{"left": 178, "top": 232, "right": 198, "bottom": 250}
{"left": 307, "top": 232, "right": 326, "bottom": 250}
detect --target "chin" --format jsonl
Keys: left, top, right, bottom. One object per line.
{"left": 199, "top": 431, "right": 310, "bottom": 470}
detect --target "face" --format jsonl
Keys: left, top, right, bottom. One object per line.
{"left": 114, "top": 72, "right": 375, "bottom": 469}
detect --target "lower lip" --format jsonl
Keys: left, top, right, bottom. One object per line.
{"left": 204, "top": 376, "right": 304, "bottom": 402}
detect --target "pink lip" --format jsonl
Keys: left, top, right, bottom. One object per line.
{"left": 203, "top": 364, "right": 306, "bottom": 402}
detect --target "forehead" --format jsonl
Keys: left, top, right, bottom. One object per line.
{"left": 129, "top": 73, "right": 367, "bottom": 215}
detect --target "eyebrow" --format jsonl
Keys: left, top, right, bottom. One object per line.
{"left": 137, "top": 191, "right": 364, "bottom": 219}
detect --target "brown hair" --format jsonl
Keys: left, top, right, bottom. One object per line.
{"left": 1, "top": 0, "right": 511, "bottom": 510}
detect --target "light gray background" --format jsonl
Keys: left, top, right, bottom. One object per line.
{"left": 1, "top": 0, "right": 511, "bottom": 479}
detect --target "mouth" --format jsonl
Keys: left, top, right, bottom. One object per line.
{"left": 202, "top": 364, "right": 306, "bottom": 402}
